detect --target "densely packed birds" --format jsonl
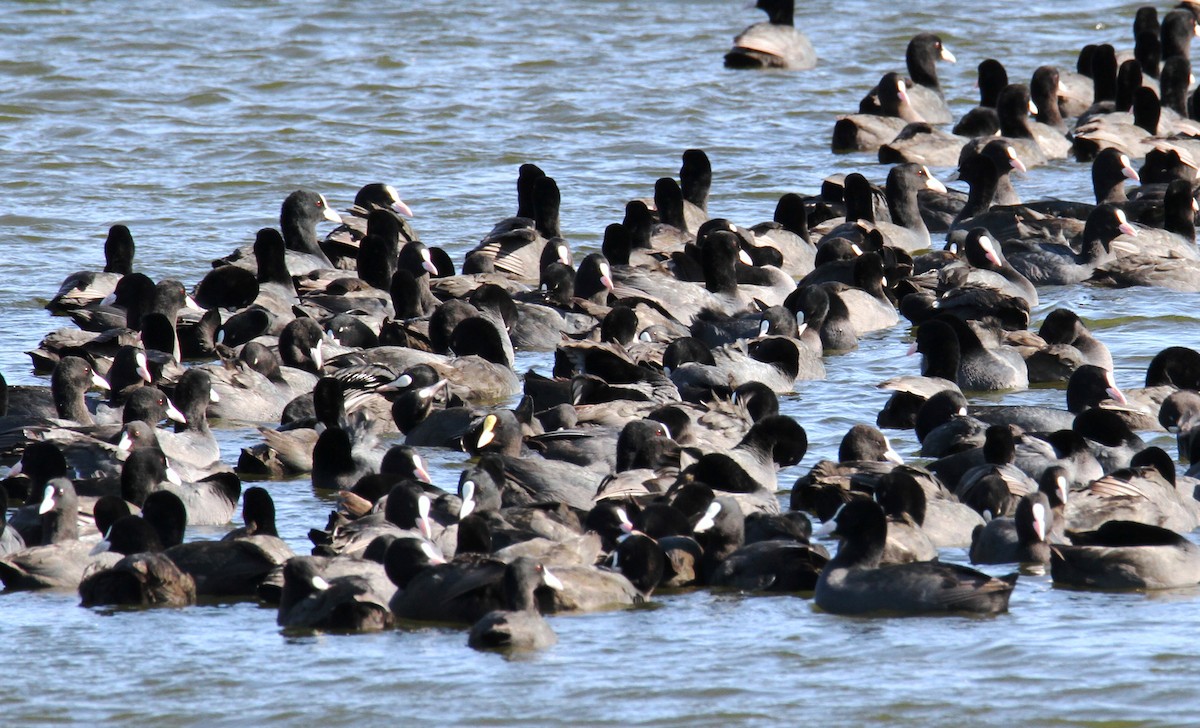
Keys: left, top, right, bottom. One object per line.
{"left": 5, "top": 0, "right": 1200, "bottom": 650}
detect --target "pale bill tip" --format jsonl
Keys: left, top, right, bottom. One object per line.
{"left": 320, "top": 194, "right": 342, "bottom": 223}
{"left": 924, "top": 172, "right": 948, "bottom": 194}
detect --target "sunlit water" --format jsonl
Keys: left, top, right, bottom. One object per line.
{"left": 1, "top": 0, "right": 1197, "bottom": 724}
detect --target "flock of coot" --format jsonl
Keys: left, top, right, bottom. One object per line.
{"left": 4, "top": 0, "right": 1200, "bottom": 650}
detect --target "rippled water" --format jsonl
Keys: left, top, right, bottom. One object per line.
{"left": 2, "top": 0, "right": 1198, "bottom": 725}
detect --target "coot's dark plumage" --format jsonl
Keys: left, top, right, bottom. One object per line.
{"left": 833, "top": 73, "right": 924, "bottom": 153}
{"left": 969, "top": 491, "right": 1053, "bottom": 565}
{"left": 814, "top": 500, "right": 1017, "bottom": 615}
{"left": 953, "top": 59, "right": 1008, "bottom": 137}
{"left": 0, "top": 479, "right": 119, "bottom": 591}
{"left": 467, "top": 557, "right": 562, "bottom": 651}
{"left": 1051, "top": 520, "right": 1200, "bottom": 590}
{"left": 278, "top": 556, "right": 394, "bottom": 633}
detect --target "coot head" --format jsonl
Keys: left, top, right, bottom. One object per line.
{"left": 611, "top": 532, "right": 666, "bottom": 595}
{"left": 1015, "top": 491, "right": 1051, "bottom": 546}
{"left": 906, "top": 33, "right": 956, "bottom": 90}
{"left": 599, "top": 306, "right": 639, "bottom": 346}
{"left": 1130, "top": 445, "right": 1176, "bottom": 486}
{"left": 996, "top": 83, "right": 1035, "bottom": 139}
{"left": 465, "top": 411, "right": 522, "bottom": 457}
{"left": 13, "top": 442, "right": 69, "bottom": 488}
{"left": 540, "top": 261, "right": 576, "bottom": 307}
{"left": 238, "top": 486, "right": 278, "bottom": 538}
{"left": 982, "top": 425, "right": 1017, "bottom": 465}
{"left": 468, "top": 284, "right": 518, "bottom": 331}
{"left": 458, "top": 457, "right": 504, "bottom": 518}
{"left": 976, "top": 58, "right": 1009, "bottom": 107}
{"left": 353, "top": 182, "right": 413, "bottom": 218}
{"left": 1116, "top": 59, "right": 1144, "bottom": 112}
{"left": 99, "top": 515, "right": 164, "bottom": 555}
{"left": 615, "top": 419, "right": 675, "bottom": 472}
{"left": 514, "top": 163, "right": 547, "bottom": 219}
{"left": 1091, "top": 148, "right": 1140, "bottom": 204}
{"left": 814, "top": 499, "right": 887, "bottom": 568}
{"left": 874, "top": 470, "right": 927, "bottom": 526}
{"left": 1162, "top": 8, "right": 1199, "bottom": 61}
{"left": 868, "top": 72, "right": 924, "bottom": 122}
{"left": 914, "top": 389, "right": 969, "bottom": 442}
{"left": 913, "top": 319, "right": 962, "bottom": 381}
{"left": 448, "top": 317, "right": 512, "bottom": 367}
{"left": 732, "top": 381, "right": 780, "bottom": 421}
{"left": 741, "top": 414, "right": 808, "bottom": 467}
{"left": 680, "top": 149, "right": 712, "bottom": 210}
{"left": 1038, "top": 465, "right": 1070, "bottom": 509}
{"left": 100, "top": 224, "right": 136, "bottom": 275}
{"left": 380, "top": 446, "right": 432, "bottom": 484}
{"left": 278, "top": 317, "right": 327, "bottom": 373}
{"left": 1031, "top": 66, "right": 1067, "bottom": 128}
{"left": 1137, "top": 28, "right": 1162, "bottom": 78}
{"left": 600, "top": 222, "right": 633, "bottom": 266}
{"left": 1145, "top": 346, "right": 1200, "bottom": 388}
{"left": 383, "top": 537, "right": 445, "bottom": 589}
{"left": 140, "top": 489, "right": 187, "bottom": 546}
{"left": 662, "top": 337, "right": 717, "bottom": 371}
{"left": 753, "top": 0, "right": 794, "bottom": 26}
{"left": 279, "top": 190, "right": 340, "bottom": 264}
{"left": 573, "top": 253, "right": 614, "bottom": 305}
{"left": 1081, "top": 203, "right": 1136, "bottom": 246}
{"left": 39, "top": 477, "right": 80, "bottom": 544}
{"left": 773, "top": 192, "right": 810, "bottom": 240}
{"left": 529, "top": 176, "right": 562, "bottom": 239}
{"left": 1160, "top": 56, "right": 1192, "bottom": 114}
{"left": 839, "top": 424, "right": 903, "bottom": 463}
{"left": 691, "top": 496, "right": 745, "bottom": 565}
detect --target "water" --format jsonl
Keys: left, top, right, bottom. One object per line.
{"left": 1, "top": 0, "right": 1198, "bottom": 724}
